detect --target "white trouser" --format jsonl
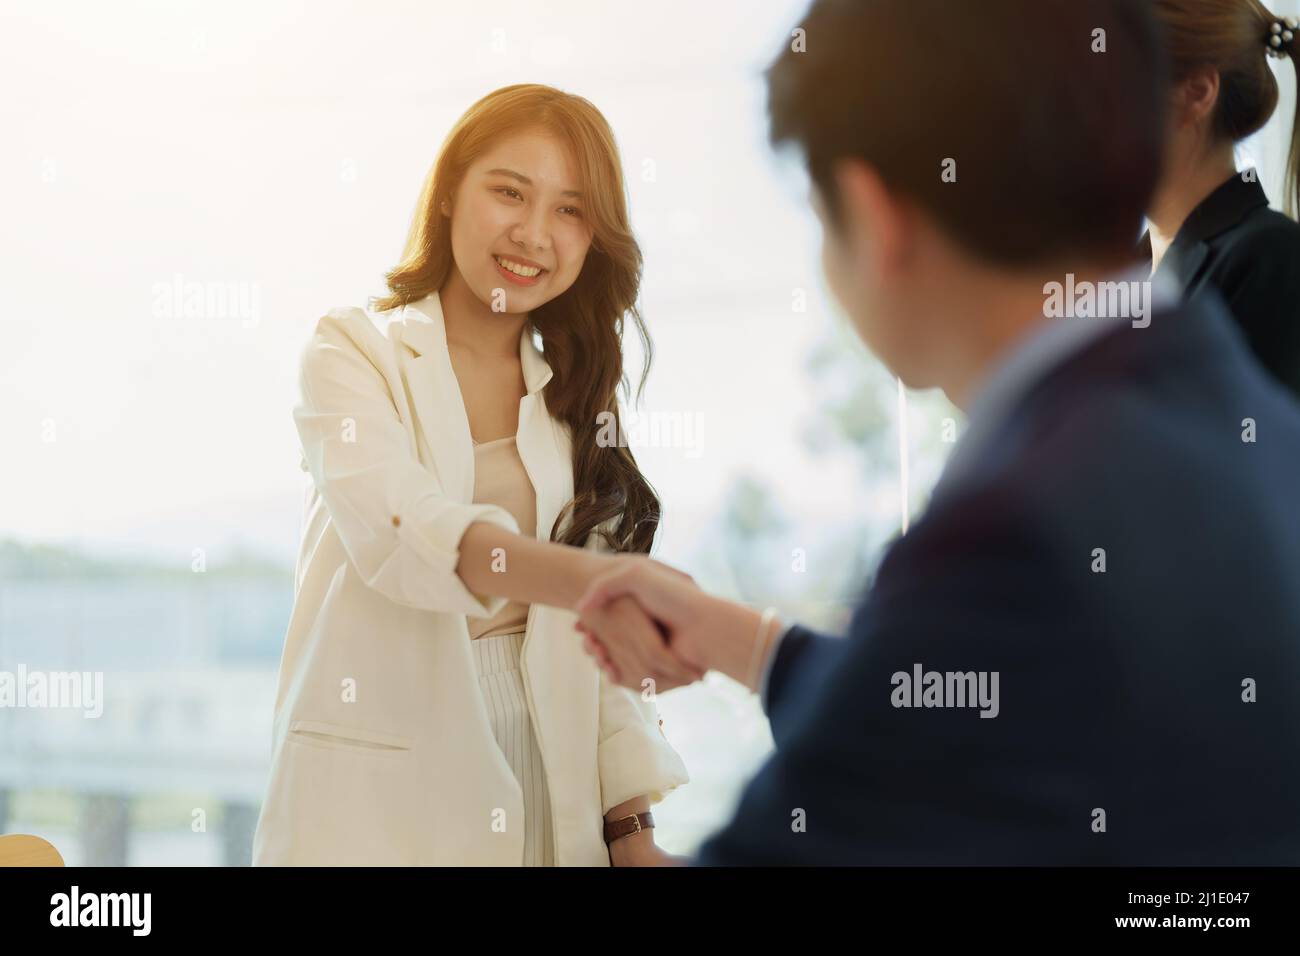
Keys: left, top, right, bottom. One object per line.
{"left": 469, "top": 629, "right": 556, "bottom": 866}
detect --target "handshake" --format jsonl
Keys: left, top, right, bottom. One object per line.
{"left": 571, "top": 555, "right": 781, "bottom": 696}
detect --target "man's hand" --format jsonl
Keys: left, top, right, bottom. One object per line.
{"left": 582, "top": 592, "right": 704, "bottom": 692}
{"left": 575, "top": 559, "right": 770, "bottom": 692}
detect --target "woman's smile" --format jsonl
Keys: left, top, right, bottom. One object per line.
{"left": 492, "top": 253, "right": 548, "bottom": 286}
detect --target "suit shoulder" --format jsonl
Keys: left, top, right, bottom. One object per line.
{"left": 888, "top": 473, "right": 1061, "bottom": 588}
{"left": 297, "top": 302, "right": 405, "bottom": 387}
{"left": 1219, "top": 208, "right": 1300, "bottom": 268}
{"left": 310, "top": 302, "right": 404, "bottom": 348}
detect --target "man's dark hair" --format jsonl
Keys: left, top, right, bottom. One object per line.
{"left": 766, "top": 0, "right": 1168, "bottom": 266}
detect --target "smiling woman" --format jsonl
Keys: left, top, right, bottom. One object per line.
{"left": 483, "top": 165, "right": 585, "bottom": 285}
{"left": 251, "top": 84, "right": 698, "bottom": 867}
{"left": 448, "top": 145, "right": 591, "bottom": 300}
{"left": 376, "top": 85, "right": 657, "bottom": 553}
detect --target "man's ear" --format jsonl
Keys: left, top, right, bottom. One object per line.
{"left": 832, "top": 159, "right": 908, "bottom": 276}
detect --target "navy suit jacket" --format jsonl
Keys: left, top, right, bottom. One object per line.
{"left": 695, "top": 294, "right": 1300, "bottom": 865}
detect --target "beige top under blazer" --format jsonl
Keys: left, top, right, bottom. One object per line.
{"left": 467, "top": 436, "right": 535, "bottom": 640}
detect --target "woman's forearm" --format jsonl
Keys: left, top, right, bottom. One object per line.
{"left": 455, "top": 520, "right": 610, "bottom": 611}
{"left": 604, "top": 794, "right": 649, "bottom": 824}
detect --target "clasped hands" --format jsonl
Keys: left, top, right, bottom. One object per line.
{"left": 572, "top": 555, "right": 771, "bottom": 695}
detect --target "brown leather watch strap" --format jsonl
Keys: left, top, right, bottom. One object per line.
{"left": 603, "top": 811, "right": 655, "bottom": 844}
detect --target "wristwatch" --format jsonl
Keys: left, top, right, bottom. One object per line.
{"left": 604, "top": 811, "right": 655, "bottom": 844}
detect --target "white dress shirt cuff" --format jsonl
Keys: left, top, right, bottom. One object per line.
{"left": 758, "top": 622, "right": 794, "bottom": 711}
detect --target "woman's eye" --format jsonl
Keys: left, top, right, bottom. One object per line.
{"left": 492, "top": 187, "right": 579, "bottom": 218}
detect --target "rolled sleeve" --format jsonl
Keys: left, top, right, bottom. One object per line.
{"left": 296, "top": 311, "right": 521, "bottom": 615}
{"left": 400, "top": 497, "right": 521, "bottom": 618}
{"left": 596, "top": 671, "right": 690, "bottom": 814}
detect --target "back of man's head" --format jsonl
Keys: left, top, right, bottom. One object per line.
{"left": 767, "top": 0, "right": 1168, "bottom": 267}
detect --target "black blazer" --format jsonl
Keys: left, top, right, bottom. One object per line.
{"left": 1141, "top": 171, "right": 1300, "bottom": 399}
{"left": 694, "top": 294, "right": 1300, "bottom": 865}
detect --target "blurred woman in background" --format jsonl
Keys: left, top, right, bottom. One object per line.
{"left": 1145, "top": 0, "right": 1300, "bottom": 398}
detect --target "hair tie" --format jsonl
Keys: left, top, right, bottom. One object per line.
{"left": 1267, "top": 18, "right": 1298, "bottom": 59}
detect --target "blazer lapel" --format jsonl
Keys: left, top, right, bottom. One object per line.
{"left": 398, "top": 293, "right": 475, "bottom": 504}
{"left": 1166, "top": 240, "right": 1210, "bottom": 292}
{"left": 516, "top": 328, "right": 572, "bottom": 544}
{"left": 1142, "top": 170, "right": 1270, "bottom": 294}
{"left": 396, "top": 291, "right": 573, "bottom": 543}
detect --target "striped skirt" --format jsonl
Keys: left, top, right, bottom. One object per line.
{"left": 469, "top": 629, "right": 556, "bottom": 866}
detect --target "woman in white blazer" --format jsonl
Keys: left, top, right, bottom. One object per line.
{"left": 251, "top": 84, "right": 699, "bottom": 866}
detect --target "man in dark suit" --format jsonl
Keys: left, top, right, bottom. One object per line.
{"left": 573, "top": 0, "right": 1300, "bottom": 864}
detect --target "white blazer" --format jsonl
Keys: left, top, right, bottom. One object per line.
{"left": 251, "top": 291, "right": 689, "bottom": 866}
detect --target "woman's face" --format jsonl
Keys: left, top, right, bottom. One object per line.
{"left": 445, "top": 130, "right": 595, "bottom": 314}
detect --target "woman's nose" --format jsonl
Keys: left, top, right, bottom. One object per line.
{"left": 510, "top": 206, "right": 550, "bottom": 252}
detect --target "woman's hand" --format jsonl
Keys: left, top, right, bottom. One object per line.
{"left": 582, "top": 590, "right": 705, "bottom": 692}
{"left": 607, "top": 830, "right": 686, "bottom": 866}
{"left": 576, "top": 559, "right": 771, "bottom": 691}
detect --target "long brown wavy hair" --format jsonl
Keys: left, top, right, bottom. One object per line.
{"left": 373, "top": 84, "right": 660, "bottom": 555}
